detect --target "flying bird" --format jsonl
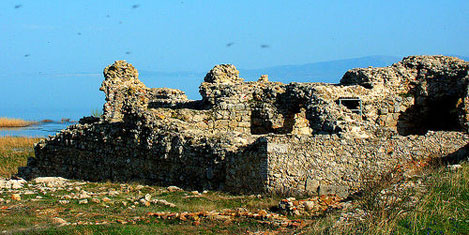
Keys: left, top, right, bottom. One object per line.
{"left": 77, "top": 32, "right": 82, "bottom": 36}
{"left": 132, "top": 4, "right": 140, "bottom": 9}
{"left": 125, "top": 51, "right": 131, "bottom": 55}
{"left": 226, "top": 42, "right": 234, "bottom": 47}
{"left": 260, "top": 44, "right": 270, "bottom": 48}
{"left": 14, "top": 4, "right": 22, "bottom": 9}
{"left": 24, "top": 54, "right": 30, "bottom": 57}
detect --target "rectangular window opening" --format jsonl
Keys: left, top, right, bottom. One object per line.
{"left": 338, "top": 97, "right": 362, "bottom": 115}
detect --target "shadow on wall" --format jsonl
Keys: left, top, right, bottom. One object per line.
{"left": 250, "top": 92, "right": 304, "bottom": 135}
{"left": 432, "top": 142, "right": 469, "bottom": 165}
{"left": 397, "top": 95, "right": 462, "bottom": 135}
{"left": 397, "top": 76, "right": 468, "bottom": 136}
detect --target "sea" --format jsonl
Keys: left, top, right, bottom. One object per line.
{"left": 0, "top": 71, "right": 203, "bottom": 137}
{"left": 0, "top": 121, "right": 74, "bottom": 137}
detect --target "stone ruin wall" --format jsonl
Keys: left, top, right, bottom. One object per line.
{"left": 18, "top": 55, "right": 469, "bottom": 196}
{"left": 261, "top": 132, "right": 468, "bottom": 196}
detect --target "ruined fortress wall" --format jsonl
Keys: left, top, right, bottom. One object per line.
{"left": 225, "top": 138, "right": 269, "bottom": 193}
{"left": 21, "top": 128, "right": 469, "bottom": 196}
{"left": 21, "top": 122, "right": 231, "bottom": 191}
{"left": 18, "top": 55, "right": 469, "bottom": 196}
{"left": 264, "top": 131, "right": 469, "bottom": 196}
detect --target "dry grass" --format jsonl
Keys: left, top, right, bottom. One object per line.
{"left": 0, "top": 136, "right": 41, "bottom": 177}
{"left": 295, "top": 160, "right": 469, "bottom": 234}
{"left": 0, "top": 117, "right": 37, "bottom": 128}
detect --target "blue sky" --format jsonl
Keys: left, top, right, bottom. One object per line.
{"left": 1, "top": 0, "right": 468, "bottom": 75}
{"left": 0, "top": 0, "right": 468, "bottom": 120}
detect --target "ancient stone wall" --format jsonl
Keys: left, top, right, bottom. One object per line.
{"left": 264, "top": 131, "right": 468, "bottom": 197}
{"left": 341, "top": 55, "right": 469, "bottom": 135}
{"left": 21, "top": 121, "right": 247, "bottom": 191}
{"left": 18, "top": 55, "right": 469, "bottom": 196}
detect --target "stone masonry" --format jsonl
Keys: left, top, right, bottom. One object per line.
{"left": 19, "top": 55, "right": 469, "bottom": 196}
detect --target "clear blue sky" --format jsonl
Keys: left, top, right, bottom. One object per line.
{"left": 0, "top": 0, "right": 468, "bottom": 120}
{"left": 1, "top": 0, "right": 468, "bottom": 75}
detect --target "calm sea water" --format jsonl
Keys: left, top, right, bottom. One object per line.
{"left": 0, "top": 72, "right": 204, "bottom": 137}
{"left": 0, "top": 122, "right": 73, "bottom": 137}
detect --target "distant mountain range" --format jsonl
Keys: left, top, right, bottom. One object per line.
{"left": 138, "top": 55, "right": 404, "bottom": 97}
{"left": 140, "top": 55, "right": 468, "bottom": 99}
{"left": 241, "top": 55, "right": 469, "bottom": 83}
{"left": 140, "top": 55, "right": 403, "bottom": 85}
{"left": 240, "top": 55, "right": 401, "bottom": 83}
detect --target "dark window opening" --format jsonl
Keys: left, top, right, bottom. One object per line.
{"left": 424, "top": 96, "right": 460, "bottom": 131}
{"left": 250, "top": 105, "right": 299, "bottom": 135}
{"left": 337, "top": 97, "right": 362, "bottom": 115}
{"left": 397, "top": 95, "right": 462, "bottom": 135}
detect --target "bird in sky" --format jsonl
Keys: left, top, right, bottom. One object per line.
{"left": 226, "top": 42, "right": 234, "bottom": 47}
{"left": 24, "top": 54, "right": 30, "bottom": 57}
{"left": 14, "top": 4, "right": 22, "bottom": 9}
{"left": 125, "top": 51, "right": 131, "bottom": 55}
{"left": 260, "top": 44, "right": 270, "bottom": 48}
{"left": 132, "top": 4, "right": 140, "bottom": 9}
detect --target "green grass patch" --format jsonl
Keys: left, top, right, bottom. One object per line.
{"left": 396, "top": 164, "right": 469, "bottom": 234}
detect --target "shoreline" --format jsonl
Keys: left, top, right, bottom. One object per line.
{"left": 0, "top": 118, "right": 38, "bottom": 128}
{"left": 0, "top": 117, "right": 78, "bottom": 129}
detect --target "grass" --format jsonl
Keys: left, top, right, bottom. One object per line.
{"left": 299, "top": 161, "right": 469, "bottom": 234}
{"left": 91, "top": 108, "right": 103, "bottom": 118}
{"left": 0, "top": 180, "right": 287, "bottom": 234}
{"left": 0, "top": 136, "right": 41, "bottom": 177}
{"left": 0, "top": 117, "right": 37, "bottom": 128}
{"left": 18, "top": 221, "right": 280, "bottom": 235}
{"left": 396, "top": 164, "right": 468, "bottom": 234}
{"left": 1, "top": 136, "right": 467, "bottom": 234}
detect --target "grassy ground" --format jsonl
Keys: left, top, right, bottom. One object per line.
{"left": 1, "top": 181, "right": 290, "bottom": 234}
{"left": 0, "top": 118, "right": 37, "bottom": 128}
{"left": 305, "top": 161, "right": 469, "bottom": 234}
{"left": 396, "top": 164, "right": 468, "bottom": 234}
{"left": 0, "top": 136, "right": 467, "bottom": 234}
{"left": 0, "top": 137, "right": 41, "bottom": 177}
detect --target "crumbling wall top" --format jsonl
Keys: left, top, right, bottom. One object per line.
{"left": 100, "top": 60, "right": 148, "bottom": 122}
{"left": 203, "top": 64, "right": 244, "bottom": 84}
{"left": 96, "top": 56, "right": 469, "bottom": 136}
{"left": 102, "top": 60, "right": 140, "bottom": 85}
{"left": 340, "top": 55, "right": 468, "bottom": 89}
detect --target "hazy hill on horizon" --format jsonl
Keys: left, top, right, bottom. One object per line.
{"left": 240, "top": 55, "right": 469, "bottom": 83}
{"left": 138, "top": 55, "right": 402, "bottom": 101}
{"left": 141, "top": 55, "right": 468, "bottom": 97}
{"left": 239, "top": 55, "right": 401, "bottom": 83}
{"left": 142, "top": 55, "right": 469, "bottom": 88}
{"left": 139, "top": 55, "right": 402, "bottom": 96}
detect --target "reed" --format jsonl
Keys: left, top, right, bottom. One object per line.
{"left": 0, "top": 117, "right": 37, "bottom": 128}
{"left": 0, "top": 136, "right": 41, "bottom": 177}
